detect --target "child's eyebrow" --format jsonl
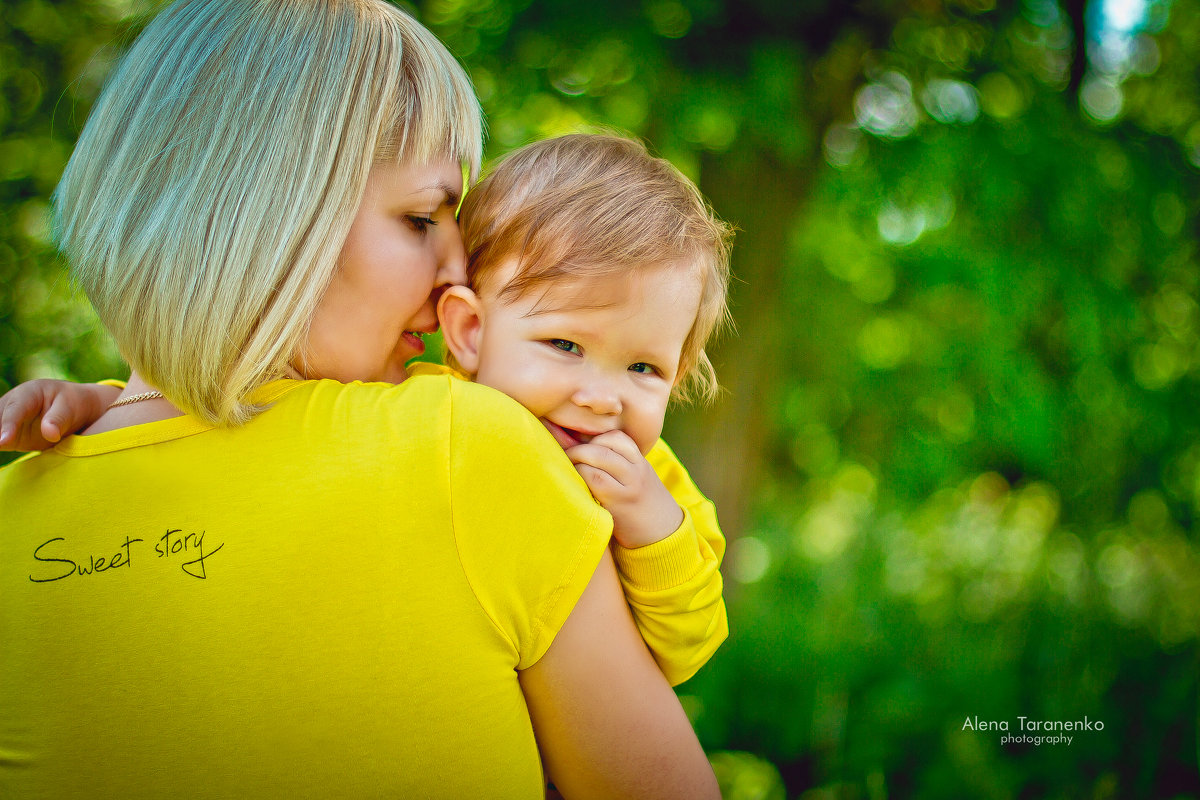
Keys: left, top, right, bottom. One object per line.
{"left": 522, "top": 297, "right": 620, "bottom": 317}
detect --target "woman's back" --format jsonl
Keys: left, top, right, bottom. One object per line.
{"left": 0, "top": 375, "right": 611, "bottom": 798}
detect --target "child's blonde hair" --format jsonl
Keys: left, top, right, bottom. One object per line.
{"left": 54, "top": 0, "right": 482, "bottom": 426}
{"left": 458, "top": 133, "right": 733, "bottom": 403}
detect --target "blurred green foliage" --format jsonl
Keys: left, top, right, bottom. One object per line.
{"left": 3, "top": 0, "right": 1199, "bottom": 797}
{"left": 0, "top": 0, "right": 133, "bottom": 396}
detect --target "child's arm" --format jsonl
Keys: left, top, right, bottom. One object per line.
{"left": 567, "top": 434, "right": 728, "bottom": 686}
{"left": 0, "top": 379, "right": 122, "bottom": 450}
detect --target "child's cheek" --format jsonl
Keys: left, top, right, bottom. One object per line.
{"left": 636, "top": 413, "right": 668, "bottom": 456}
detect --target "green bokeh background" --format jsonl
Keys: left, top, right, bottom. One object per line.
{"left": 3, "top": 0, "right": 1199, "bottom": 796}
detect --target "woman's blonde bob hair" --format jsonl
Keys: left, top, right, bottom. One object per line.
{"left": 54, "top": 0, "right": 482, "bottom": 426}
{"left": 459, "top": 133, "right": 733, "bottom": 404}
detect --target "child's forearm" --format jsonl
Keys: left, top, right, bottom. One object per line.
{"left": 612, "top": 509, "right": 728, "bottom": 686}
{"left": 611, "top": 439, "right": 729, "bottom": 685}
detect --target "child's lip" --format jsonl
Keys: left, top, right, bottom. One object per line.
{"left": 541, "top": 419, "right": 604, "bottom": 449}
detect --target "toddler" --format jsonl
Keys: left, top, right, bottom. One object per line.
{"left": 0, "top": 133, "right": 733, "bottom": 685}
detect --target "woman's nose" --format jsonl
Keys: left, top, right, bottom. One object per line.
{"left": 436, "top": 221, "right": 468, "bottom": 288}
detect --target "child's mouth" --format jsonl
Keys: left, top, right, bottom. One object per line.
{"left": 541, "top": 419, "right": 594, "bottom": 450}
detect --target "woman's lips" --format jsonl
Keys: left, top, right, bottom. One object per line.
{"left": 402, "top": 330, "right": 427, "bottom": 356}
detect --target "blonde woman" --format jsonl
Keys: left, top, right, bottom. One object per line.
{"left": 0, "top": 1, "right": 719, "bottom": 798}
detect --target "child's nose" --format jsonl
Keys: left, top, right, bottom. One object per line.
{"left": 572, "top": 377, "right": 621, "bottom": 416}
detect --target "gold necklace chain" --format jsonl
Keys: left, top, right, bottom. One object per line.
{"left": 107, "top": 390, "right": 165, "bottom": 409}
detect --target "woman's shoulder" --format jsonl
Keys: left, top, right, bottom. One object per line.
{"left": 287, "top": 371, "right": 527, "bottom": 417}
{"left": 443, "top": 380, "right": 612, "bottom": 668}
{"left": 269, "top": 375, "right": 564, "bottom": 465}
{"left": 349, "top": 369, "right": 561, "bottom": 448}
{"left": 243, "top": 375, "right": 617, "bottom": 668}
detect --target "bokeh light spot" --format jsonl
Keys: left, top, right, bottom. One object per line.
{"left": 822, "top": 123, "right": 865, "bottom": 169}
{"left": 855, "top": 72, "right": 919, "bottom": 138}
{"left": 1045, "top": 532, "right": 1088, "bottom": 605}
{"left": 798, "top": 505, "right": 854, "bottom": 561}
{"left": 1151, "top": 193, "right": 1185, "bottom": 236}
{"left": 850, "top": 262, "right": 896, "bottom": 304}
{"left": 17, "top": 200, "right": 51, "bottom": 245}
{"left": 683, "top": 105, "right": 739, "bottom": 151}
{"left": 645, "top": 0, "right": 692, "bottom": 39}
{"left": 921, "top": 79, "right": 980, "bottom": 125}
{"left": 978, "top": 72, "right": 1026, "bottom": 118}
{"left": 1081, "top": 76, "right": 1124, "bottom": 123}
{"left": 709, "top": 751, "right": 786, "bottom": 800}
{"left": 1096, "top": 539, "right": 1150, "bottom": 623}
{"left": 858, "top": 316, "right": 912, "bottom": 369}
{"left": 878, "top": 201, "right": 927, "bottom": 245}
{"left": 730, "top": 536, "right": 771, "bottom": 584}
{"left": 1132, "top": 340, "right": 1187, "bottom": 390}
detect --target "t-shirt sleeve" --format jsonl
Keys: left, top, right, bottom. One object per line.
{"left": 612, "top": 438, "right": 728, "bottom": 685}
{"left": 447, "top": 378, "right": 613, "bottom": 670}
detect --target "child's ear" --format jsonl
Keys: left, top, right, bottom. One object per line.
{"left": 438, "top": 285, "right": 484, "bottom": 375}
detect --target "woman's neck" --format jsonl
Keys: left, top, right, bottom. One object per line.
{"left": 83, "top": 370, "right": 184, "bottom": 435}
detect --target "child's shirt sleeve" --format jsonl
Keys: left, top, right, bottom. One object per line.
{"left": 611, "top": 438, "right": 728, "bottom": 686}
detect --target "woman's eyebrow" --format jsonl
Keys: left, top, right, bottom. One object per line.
{"left": 424, "top": 182, "right": 461, "bottom": 209}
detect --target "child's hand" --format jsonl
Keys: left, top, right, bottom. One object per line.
{"left": 0, "top": 379, "right": 120, "bottom": 451}
{"left": 566, "top": 430, "right": 684, "bottom": 549}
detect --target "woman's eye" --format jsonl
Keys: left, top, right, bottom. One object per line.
{"left": 549, "top": 339, "right": 581, "bottom": 355}
{"left": 629, "top": 362, "right": 660, "bottom": 376}
{"left": 405, "top": 215, "right": 437, "bottom": 233}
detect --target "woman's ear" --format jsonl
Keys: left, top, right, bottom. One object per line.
{"left": 438, "top": 286, "right": 484, "bottom": 376}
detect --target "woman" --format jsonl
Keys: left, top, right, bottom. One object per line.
{"left": 0, "top": 1, "right": 720, "bottom": 798}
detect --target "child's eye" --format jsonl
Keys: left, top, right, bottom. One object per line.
{"left": 628, "top": 362, "right": 661, "bottom": 376}
{"left": 405, "top": 215, "right": 437, "bottom": 233}
{"left": 548, "top": 339, "right": 581, "bottom": 355}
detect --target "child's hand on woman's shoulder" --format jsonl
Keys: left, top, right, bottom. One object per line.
{"left": 0, "top": 379, "right": 119, "bottom": 451}
{"left": 566, "top": 430, "right": 684, "bottom": 549}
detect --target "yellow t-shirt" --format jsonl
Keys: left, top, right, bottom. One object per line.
{"left": 0, "top": 375, "right": 611, "bottom": 799}
{"left": 409, "top": 362, "right": 728, "bottom": 686}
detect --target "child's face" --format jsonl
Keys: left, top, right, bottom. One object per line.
{"left": 450, "top": 263, "right": 701, "bottom": 455}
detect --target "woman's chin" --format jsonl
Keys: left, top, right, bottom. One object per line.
{"left": 380, "top": 361, "right": 414, "bottom": 385}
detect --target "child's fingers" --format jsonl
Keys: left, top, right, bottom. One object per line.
{"left": 572, "top": 462, "right": 609, "bottom": 488}
{"left": 41, "top": 419, "right": 61, "bottom": 444}
{"left": 2, "top": 415, "right": 42, "bottom": 451}
{"left": 567, "top": 433, "right": 640, "bottom": 476}
{"left": 0, "top": 385, "right": 46, "bottom": 448}
{"left": 567, "top": 448, "right": 638, "bottom": 505}
{"left": 18, "top": 416, "right": 45, "bottom": 451}
{"left": 567, "top": 442, "right": 630, "bottom": 486}
{"left": 25, "top": 407, "right": 63, "bottom": 450}
{"left": 40, "top": 391, "right": 81, "bottom": 444}
{"left": 587, "top": 430, "right": 642, "bottom": 462}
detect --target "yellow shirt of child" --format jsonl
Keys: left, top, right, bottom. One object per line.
{"left": 410, "top": 362, "right": 728, "bottom": 686}
{"left": 0, "top": 375, "right": 611, "bottom": 799}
